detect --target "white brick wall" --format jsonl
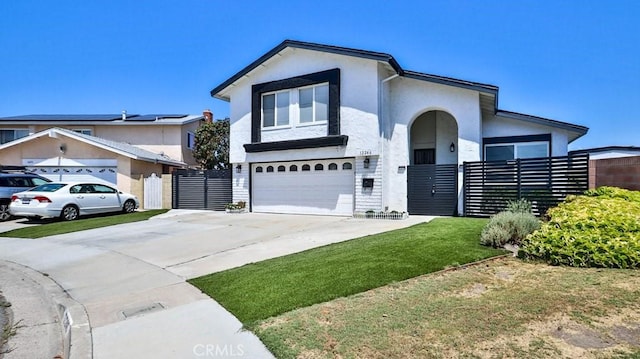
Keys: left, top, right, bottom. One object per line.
{"left": 354, "top": 155, "right": 383, "bottom": 212}
{"left": 231, "top": 162, "right": 249, "bottom": 204}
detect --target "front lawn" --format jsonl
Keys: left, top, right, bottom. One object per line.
{"left": 0, "top": 209, "right": 169, "bottom": 238}
{"left": 189, "top": 217, "right": 505, "bottom": 324}
{"left": 256, "top": 257, "right": 640, "bottom": 358}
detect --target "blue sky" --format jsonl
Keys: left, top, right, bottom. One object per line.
{"left": 1, "top": 0, "right": 638, "bottom": 150}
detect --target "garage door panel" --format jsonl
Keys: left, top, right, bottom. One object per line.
{"left": 252, "top": 159, "right": 354, "bottom": 216}
{"left": 28, "top": 166, "right": 117, "bottom": 185}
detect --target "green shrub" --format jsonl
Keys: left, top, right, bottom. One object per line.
{"left": 519, "top": 187, "right": 640, "bottom": 268}
{"left": 506, "top": 198, "right": 533, "bottom": 214}
{"left": 480, "top": 211, "right": 541, "bottom": 247}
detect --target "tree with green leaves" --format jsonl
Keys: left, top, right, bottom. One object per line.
{"left": 192, "top": 118, "right": 229, "bottom": 170}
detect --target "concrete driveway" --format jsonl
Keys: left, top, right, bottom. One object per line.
{"left": 0, "top": 210, "right": 433, "bottom": 358}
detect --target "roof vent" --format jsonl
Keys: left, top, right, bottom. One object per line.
{"left": 121, "top": 110, "right": 127, "bottom": 120}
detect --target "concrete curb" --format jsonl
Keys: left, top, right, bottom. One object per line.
{"left": 0, "top": 260, "right": 92, "bottom": 358}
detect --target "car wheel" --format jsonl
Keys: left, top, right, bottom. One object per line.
{"left": 123, "top": 199, "right": 136, "bottom": 213}
{"left": 61, "top": 205, "right": 79, "bottom": 221}
{"left": 0, "top": 204, "right": 10, "bottom": 222}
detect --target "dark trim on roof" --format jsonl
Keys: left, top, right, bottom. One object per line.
{"left": 243, "top": 135, "right": 348, "bottom": 153}
{"left": 403, "top": 71, "right": 498, "bottom": 95}
{"left": 211, "top": 40, "right": 400, "bottom": 98}
{"left": 483, "top": 133, "right": 552, "bottom": 145}
{"left": 210, "top": 39, "right": 498, "bottom": 99}
{"left": 495, "top": 110, "right": 588, "bottom": 135}
{"left": 569, "top": 146, "right": 640, "bottom": 155}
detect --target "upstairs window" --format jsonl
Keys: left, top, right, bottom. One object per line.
{"left": 72, "top": 129, "right": 92, "bottom": 136}
{"left": 299, "top": 84, "right": 329, "bottom": 124}
{"left": 261, "top": 83, "right": 328, "bottom": 129}
{"left": 187, "top": 132, "right": 196, "bottom": 150}
{"left": 262, "top": 91, "right": 290, "bottom": 128}
{"left": 0, "top": 129, "right": 29, "bottom": 144}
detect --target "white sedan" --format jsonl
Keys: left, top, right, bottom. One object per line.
{"left": 9, "top": 182, "right": 139, "bottom": 221}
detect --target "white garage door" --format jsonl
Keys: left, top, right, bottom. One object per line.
{"left": 28, "top": 166, "right": 117, "bottom": 185}
{"left": 252, "top": 159, "right": 354, "bottom": 216}
{"left": 23, "top": 158, "right": 118, "bottom": 185}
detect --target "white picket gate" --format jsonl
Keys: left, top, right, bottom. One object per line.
{"left": 143, "top": 173, "right": 163, "bottom": 209}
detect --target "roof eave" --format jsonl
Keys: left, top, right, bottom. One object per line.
{"left": 210, "top": 39, "right": 402, "bottom": 98}
{"left": 496, "top": 110, "right": 589, "bottom": 141}
{"left": 402, "top": 71, "right": 498, "bottom": 95}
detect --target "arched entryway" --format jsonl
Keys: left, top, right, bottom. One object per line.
{"left": 407, "top": 110, "right": 459, "bottom": 215}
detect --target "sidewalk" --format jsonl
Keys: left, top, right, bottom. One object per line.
{"left": 0, "top": 260, "right": 91, "bottom": 359}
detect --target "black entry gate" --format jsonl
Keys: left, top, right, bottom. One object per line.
{"left": 172, "top": 169, "right": 232, "bottom": 210}
{"left": 407, "top": 164, "right": 458, "bottom": 215}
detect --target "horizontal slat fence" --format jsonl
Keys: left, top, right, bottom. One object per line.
{"left": 463, "top": 153, "right": 589, "bottom": 216}
{"left": 172, "top": 169, "right": 232, "bottom": 210}
{"left": 407, "top": 164, "right": 458, "bottom": 216}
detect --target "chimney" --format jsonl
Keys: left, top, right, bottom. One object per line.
{"left": 203, "top": 109, "right": 213, "bottom": 123}
{"left": 121, "top": 110, "right": 127, "bottom": 120}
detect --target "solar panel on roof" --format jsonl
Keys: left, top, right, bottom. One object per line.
{"left": 0, "top": 114, "right": 127, "bottom": 121}
{"left": 0, "top": 114, "right": 189, "bottom": 122}
{"left": 126, "top": 114, "right": 188, "bottom": 121}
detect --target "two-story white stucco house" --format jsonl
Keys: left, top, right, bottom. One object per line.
{"left": 210, "top": 40, "right": 588, "bottom": 216}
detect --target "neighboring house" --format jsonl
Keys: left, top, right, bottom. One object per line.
{"left": 211, "top": 40, "right": 589, "bottom": 216}
{"left": 571, "top": 146, "right": 640, "bottom": 191}
{"left": 570, "top": 146, "right": 640, "bottom": 160}
{"left": 0, "top": 127, "right": 185, "bottom": 196}
{"left": 0, "top": 113, "right": 208, "bottom": 204}
{"left": 0, "top": 113, "right": 206, "bottom": 167}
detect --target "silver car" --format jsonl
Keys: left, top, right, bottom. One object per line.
{"left": 9, "top": 182, "right": 139, "bottom": 221}
{"left": 0, "top": 171, "right": 51, "bottom": 221}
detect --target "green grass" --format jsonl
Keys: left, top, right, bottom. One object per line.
{"left": 0, "top": 209, "right": 169, "bottom": 238}
{"left": 189, "top": 217, "right": 505, "bottom": 324}
{"left": 254, "top": 257, "right": 640, "bottom": 358}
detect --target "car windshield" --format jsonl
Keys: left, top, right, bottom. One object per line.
{"left": 29, "top": 183, "right": 66, "bottom": 192}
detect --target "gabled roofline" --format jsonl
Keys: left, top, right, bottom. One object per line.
{"left": 403, "top": 70, "right": 498, "bottom": 95}
{"left": 495, "top": 110, "right": 589, "bottom": 137}
{"left": 0, "top": 128, "right": 185, "bottom": 166}
{"left": 210, "top": 39, "right": 498, "bottom": 100}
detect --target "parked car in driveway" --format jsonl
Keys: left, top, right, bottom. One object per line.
{"left": 9, "top": 182, "right": 139, "bottom": 221}
{"left": 0, "top": 167, "right": 51, "bottom": 221}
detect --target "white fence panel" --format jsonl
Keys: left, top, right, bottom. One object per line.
{"left": 144, "top": 173, "right": 163, "bottom": 209}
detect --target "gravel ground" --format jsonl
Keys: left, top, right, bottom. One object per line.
{"left": 0, "top": 291, "right": 10, "bottom": 356}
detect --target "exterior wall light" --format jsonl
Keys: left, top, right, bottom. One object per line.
{"left": 450, "top": 142, "right": 456, "bottom": 152}
{"left": 363, "top": 157, "right": 370, "bottom": 169}
{"left": 235, "top": 164, "right": 242, "bottom": 173}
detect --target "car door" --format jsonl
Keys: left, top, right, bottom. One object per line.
{"left": 91, "top": 184, "right": 122, "bottom": 213}
{"left": 70, "top": 184, "right": 100, "bottom": 214}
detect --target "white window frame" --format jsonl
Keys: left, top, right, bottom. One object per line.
{"left": 297, "top": 83, "right": 329, "bottom": 126}
{"left": 260, "top": 82, "right": 329, "bottom": 130}
{"left": 484, "top": 141, "right": 549, "bottom": 161}
{"left": 261, "top": 90, "right": 291, "bottom": 129}
{"left": 0, "top": 129, "right": 30, "bottom": 144}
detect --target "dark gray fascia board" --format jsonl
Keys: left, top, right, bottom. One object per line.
{"left": 244, "top": 135, "right": 349, "bottom": 153}
{"left": 211, "top": 40, "right": 402, "bottom": 99}
{"left": 210, "top": 39, "right": 501, "bottom": 101}
{"left": 402, "top": 71, "right": 498, "bottom": 95}
{"left": 569, "top": 145, "right": 640, "bottom": 155}
{"left": 496, "top": 110, "right": 588, "bottom": 135}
